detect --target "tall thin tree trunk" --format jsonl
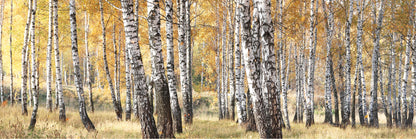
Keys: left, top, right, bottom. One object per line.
{"left": 381, "top": 61, "right": 390, "bottom": 127}
{"left": 215, "top": 1, "right": 223, "bottom": 120}
{"left": 113, "top": 25, "right": 120, "bottom": 106}
{"left": 294, "top": 44, "right": 301, "bottom": 123}
{"left": 21, "top": 0, "right": 33, "bottom": 116}
{"left": 46, "top": 0, "right": 53, "bottom": 112}
{"left": 369, "top": 0, "right": 385, "bottom": 128}
{"left": 121, "top": 0, "right": 159, "bottom": 137}
{"left": 185, "top": 0, "right": 193, "bottom": 123}
{"left": 407, "top": 0, "right": 416, "bottom": 127}
{"left": 397, "top": 51, "right": 403, "bottom": 127}
{"left": 166, "top": 0, "right": 182, "bottom": 133}
{"left": 240, "top": 43, "right": 248, "bottom": 124}
{"left": 124, "top": 37, "right": 132, "bottom": 120}
{"left": 356, "top": 0, "right": 367, "bottom": 126}
{"left": 227, "top": 0, "right": 236, "bottom": 121}
{"left": 9, "top": 0, "right": 13, "bottom": 105}
{"left": 178, "top": 0, "right": 191, "bottom": 124}
{"left": 352, "top": 59, "right": 359, "bottom": 127}
{"left": 341, "top": 0, "right": 354, "bottom": 128}
{"left": 277, "top": 0, "right": 288, "bottom": 129}
{"left": 323, "top": 0, "right": 334, "bottom": 124}
{"left": 388, "top": 34, "right": 395, "bottom": 128}
{"left": 53, "top": 0, "right": 66, "bottom": 121}
{"left": 305, "top": 0, "right": 317, "bottom": 127}
{"left": 283, "top": 43, "right": 291, "bottom": 129}
{"left": 0, "top": 0, "right": 4, "bottom": 103}
{"left": 222, "top": 8, "right": 229, "bottom": 119}
{"left": 235, "top": 0, "right": 245, "bottom": 124}
{"left": 69, "top": 0, "right": 95, "bottom": 131}
{"left": 84, "top": 11, "right": 94, "bottom": 113}
{"left": 28, "top": 0, "right": 38, "bottom": 129}
{"left": 99, "top": 0, "right": 122, "bottom": 120}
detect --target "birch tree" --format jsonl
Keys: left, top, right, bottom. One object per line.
{"left": 124, "top": 39, "right": 132, "bottom": 120}
{"left": 20, "top": 0, "right": 34, "bottom": 116}
{"left": 235, "top": 0, "right": 246, "bottom": 124}
{"left": 69, "top": 0, "right": 95, "bottom": 131}
{"left": 166, "top": 0, "right": 182, "bottom": 133}
{"left": 84, "top": 11, "right": 94, "bottom": 113}
{"left": 121, "top": 0, "right": 159, "bottom": 137}
{"left": 241, "top": 0, "right": 274, "bottom": 137}
{"left": 380, "top": 61, "right": 390, "bottom": 127}
{"left": 185, "top": 0, "right": 193, "bottom": 123}
{"left": 356, "top": 0, "right": 368, "bottom": 126}
{"left": 341, "top": 0, "right": 354, "bottom": 128}
{"left": 305, "top": 0, "right": 317, "bottom": 127}
{"left": 406, "top": 0, "right": 415, "bottom": 128}
{"left": 99, "top": 0, "right": 123, "bottom": 120}
{"left": 28, "top": 0, "right": 38, "bottom": 129}
{"left": 397, "top": 51, "right": 403, "bottom": 127}
{"left": 389, "top": 33, "right": 397, "bottom": 128}
{"left": 46, "top": 0, "right": 53, "bottom": 112}
{"left": 9, "top": 0, "right": 13, "bottom": 105}
{"left": 215, "top": 1, "right": 223, "bottom": 120}
{"left": 227, "top": 0, "right": 236, "bottom": 120}
{"left": 323, "top": 0, "right": 334, "bottom": 124}
{"left": 178, "top": 0, "right": 191, "bottom": 124}
{"left": 53, "top": 0, "right": 66, "bottom": 121}
{"left": 259, "top": 0, "right": 282, "bottom": 137}
{"left": 0, "top": 0, "right": 4, "bottom": 103}
{"left": 146, "top": 0, "right": 174, "bottom": 137}
{"left": 369, "top": 0, "right": 385, "bottom": 128}
{"left": 222, "top": 6, "right": 229, "bottom": 119}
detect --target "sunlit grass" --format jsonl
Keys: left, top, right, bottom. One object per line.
{"left": 1, "top": 104, "right": 416, "bottom": 138}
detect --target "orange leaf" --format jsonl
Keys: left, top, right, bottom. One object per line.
{"left": 2, "top": 100, "right": 7, "bottom": 107}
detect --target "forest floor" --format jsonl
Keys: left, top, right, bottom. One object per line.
{"left": 1, "top": 104, "right": 416, "bottom": 138}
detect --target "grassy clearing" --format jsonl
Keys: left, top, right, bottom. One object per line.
{"left": 1, "top": 105, "right": 416, "bottom": 138}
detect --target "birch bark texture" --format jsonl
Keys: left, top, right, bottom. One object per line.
{"left": 53, "top": 0, "right": 66, "bottom": 121}
{"left": 242, "top": 0, "right": 270, "bottom": 136}
{"left": 369, "top": 0, "right": 385, "bottom": 128}
{"left": 69, "top": 0, "right": 95, "bottom": 132}
{"left": 146, "top": 0, "right": 174, "bottom": 137}
{"left": 21, "top": 0, "right": 33, "bottom": 116}
{"left": 124, "top": 37, "right": 131, "bottom": 120}
{"left": 28, "top": 0, "right": 38, "bottom": 129}
{"left": 120, "top": 0, "right": 159, "bottom": 137}
{"left": 341, "top": 0, "right": 354, "bottom": 128}
{"left": 323, "top": 0, "right": 334, "bottom": 124}
{"left": 165, "top": 0, "right": 182, "bottom": 133}
{"left": 356, "top": 0, "right": 368, "bottom": 126}
{"left": 305, "top": 0, "right": 316, "bottom": 127}
{"left": 84, "top": 11, "right": 94, "bottom": 113}
{"left": 235, "top": 0, "right": 246, "bottom": 124}
{"left": 46, "top": 0, "right": 53, "bottom": 112}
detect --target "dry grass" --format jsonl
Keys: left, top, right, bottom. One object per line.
{"left": 1, "top": 105, "right": 416, "bottom": 138}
